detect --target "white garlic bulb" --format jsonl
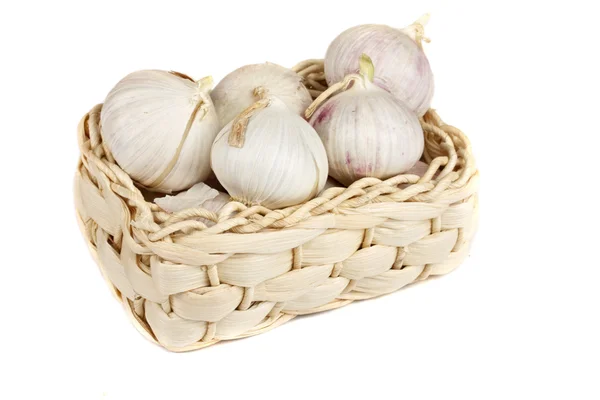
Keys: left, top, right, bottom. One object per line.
{"left": 211, "top": 94, "right": 328, "bottom": 209}
{"left": 211, "top": 63, "right": 312, "bottom": 129}
{"left": 324, "top": 15, "right": 434, "bottom": 116}
{"left": 309, "top": 55, "right": 424, "bottom": 186}
{"left": 101, "top": 70, "right": 219, "bottom": 193}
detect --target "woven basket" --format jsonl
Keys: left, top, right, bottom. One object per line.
{"left": 74, "top": 59, "right": 479, "bottom": 352}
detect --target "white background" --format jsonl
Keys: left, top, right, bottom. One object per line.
{"left": 1, "top": 0, "right": 599, "bottom": 399}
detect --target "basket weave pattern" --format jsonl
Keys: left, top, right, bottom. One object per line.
{"left": 75, "top": 60, "right": 479, "bottom": 352}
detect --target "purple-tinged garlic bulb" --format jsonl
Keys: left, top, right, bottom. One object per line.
{"left": 309, "top": 55, "right": 424, "bottom": 186}
{"left": 324, "top": 15, "right": 434, "bottom": 116}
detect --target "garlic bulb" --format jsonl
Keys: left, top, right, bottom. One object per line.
{"left": 324, "top": 15, "right": 434, "bottom": 116}
{"left": 101, "top": 70, "right": 219, "bottom": 193}
{"left": 211, "top": 94, "right": 328, "bottom": 209}
{"left": 309, "top": 55, "right": 424, "bottom": 186}
{"left": 211, "top": 63, "right": 312, "bottom": 129}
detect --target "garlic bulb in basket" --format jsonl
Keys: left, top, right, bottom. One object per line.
{"left": 308, "top": 55, "right": 424, "bottom": 186}
{"left": 211, "top": 92, "right": 328, "bottom": 209}
{"left": 324, "top": 15, "right": 434, "bottom": 116}
{"left": 211, "top": 63, "right": 312, "bottom": 129}
{"left": 101, "top": 70, "right": 219, "bottom": 193}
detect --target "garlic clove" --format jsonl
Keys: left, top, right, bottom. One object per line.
{"left": 211, "top": 63, "right": 313, "bottom": 129}
{"left": 211, "top": 96, "right": 328, "bottom": 209}
{"left": 324, "top": 17, "right": 434, "bottom": 116}
{"left": 101, "top": 70, "right": 220, "bottom": 193}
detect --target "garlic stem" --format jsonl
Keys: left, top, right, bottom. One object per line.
{"left": 305, "top": 81, "right": 344, "bottom": 119}
{"left": 307, "top": 54, "right": 375, "bottom": 120}
{"left": 228, "top": 98, "right": 271, "bottom": 148}
{"left": 401, "top": 13, "right": 431, "bottom": 48}
{"left": 197, "top": 75, "right": 214, "bottom": 91}
{"left": 226, "top": 86, "right": 270, "bottom": 148}
{"left": 192, "top": 76, "right": 214, "bottom": 108}
{"left": 253, "top": 86, "right": 268, "bottom": 100}
{"left": 359, "top": 54, "right": 375, "bottom": 82}
{"left": 305, "top": 74, "right": 361, "bottom": 119}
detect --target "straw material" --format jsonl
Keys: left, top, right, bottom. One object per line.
{"left": 74, "top": 59, "right": 479, "bottom": 352}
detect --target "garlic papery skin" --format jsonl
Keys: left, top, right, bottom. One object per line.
{"left": 211, "top": 63, "right": 312, "bottom": 129}
{"left": 155, "top": 182, "right": 231, "bottom": 226}
{"left": 155, "top": 182, "right": 221, "bottom": 212}
{"left": 101, "top": 70, "right": 219, "bottom": 193}
{"left": 324, "top": 15, "right": 434, "bottom": 116}
{"left": 309, "top": 56, "right": 424, "bottom": 186}
{"left": 211, "top": 96, "right": 328, "bottom": 209}
{"left": 201, "top": 192, "right": 231, "bottom": 216}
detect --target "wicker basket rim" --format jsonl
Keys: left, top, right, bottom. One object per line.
{"left": 76, "top": 59, "right": 478, "bottom": 239}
